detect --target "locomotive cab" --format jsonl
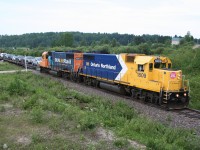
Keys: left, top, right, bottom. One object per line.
{"left": 40, "top": 51, "right": 49, "bottom": 68}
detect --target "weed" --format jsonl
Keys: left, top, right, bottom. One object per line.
{"left": 147, "top": 138, "right": 166, "bottom": 150}
{"left": 31, "top": 133, "right": 44, "bottom": 144}
{"left": 114, "top": 138, "right": 129, "bottom": 148}
{"left": 71, "top": 91, "right": 92, "bottom": 103}
{"left": 32, "top": 144, "right": 45, "bottom": 150}
{"left": 78, "top": 112, "right": 98, "bottom": 130}
{"left": 110, "top": 101, "right": 137, "bottom": 120}
{"left": 62, "top": 105, "right": 81, "bottom": 121}
{"left": 87, "top": 144, "right": 96, "bottom": 150}
{"left": 51, "top": 136, "right": 83, "bottom": 149}
{"left": 22, "top": 95, "right": 39, "bottom": 110}
{"left": 48, "top": 117, "right": 62, "bottom": 133}
{"left": 80, "top": 134, "right": 85, "bottom": 141}
{"left": 0, "top": 92, "right": 10, "bottom": 102}
{"left": 0, "top": 62, "right": 21, "bottom": 71}
{"left": 8, "top": 77, "right": 28, "bottom": 96}
{"left": 30, "top": 107, "right": 44, "bottom": 124}
{"left": 0, "top": 106, "right": 6, "bottom": 112}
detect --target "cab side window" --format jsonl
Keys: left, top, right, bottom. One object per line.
{"left": 149, "top": 63, "right": 153, "bottom": 71}
{"left": 138, "top": 64, "right": 144, "bottom": 72}
{"left": 168, "top": 63, "right": 171, "bottom": 69}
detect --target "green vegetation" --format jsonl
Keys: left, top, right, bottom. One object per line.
{"left": 0, "top": 32, "right": 171, "bottom": 48}
{"left": 0, "top": 71, "right": 199, "bottom": 149}
{"left": 0, "top": 62, "right": 22, "bottom": 71}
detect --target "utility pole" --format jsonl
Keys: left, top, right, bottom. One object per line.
{"left": 25, "top": 55, "right": 27, "bottom": 72}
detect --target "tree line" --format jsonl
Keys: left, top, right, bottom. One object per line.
{"left": 0, "top": 32, "right": 171, "bottom": 48}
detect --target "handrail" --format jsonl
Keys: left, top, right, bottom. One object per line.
{"left": 188, "top": 80, "right": 190, "bottom": 95}
{"left": 162, "top": 72, "right": 164, "bottom": 88}
{"left": 183, "top": 79, "right": 190, "bottom": 93}
{"left": 182, "top": 75, "right": 185, "bottom": 89}
{"left": 182, "top": 74, "right": 190, "bottom": 93}
{"left": 167, "top": 80, "right": 172, "bottom": 91}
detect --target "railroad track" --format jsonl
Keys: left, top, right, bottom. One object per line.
{"left": 3, "top": 59, "right": 200, "bottom": 120}
{"left": 173, "top": 108, "right": 200, "bottom": 119}
{"left": 96, "top": 87, "right": 200, "bottom": 120}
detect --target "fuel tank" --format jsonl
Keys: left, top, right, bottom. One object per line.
{"left": 99, "top": 82, "right": 126, "bottom": 95}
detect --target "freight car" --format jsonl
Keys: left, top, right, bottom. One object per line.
{"left": 40, "top": 51, "right": 190, "bottom": 109}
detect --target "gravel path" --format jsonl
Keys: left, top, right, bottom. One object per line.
{"left": 33, "top": 70, "right": 200, "bottom": 136}
{"left": 0, "top": 69, "right": 30, "bottom": 73}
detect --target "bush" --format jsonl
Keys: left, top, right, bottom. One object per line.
{"left": 23, "top": 95, "right": 39, "bottom": 110}
{"left": 72, "top": 92, "right": 92, "bottom": 103}
{"left": 30, "top": 107, "right": 44, "bottom": 123}
{"left": 0, "top": 92, "right": 10, "bottom": 102}
{"left": 8, "top": 77, "right": 29, "bottom": 96}
{"left": 114, "top": 139, "right": 129, "bottom": 148}
{"left": 78, "top": 112, "right": 98, "bottom": 130}
{"left": 31, "top": 133, "right": 45, "bottom": 144}
{"left": 152, "top": 47, "right": 165, "bottom": 54}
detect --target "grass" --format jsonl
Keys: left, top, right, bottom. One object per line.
{"left": 0, "top": 70, "right": 199, "bottom": 150}
{"left": 0, "top": 61, "right": 22, "bottom": 71}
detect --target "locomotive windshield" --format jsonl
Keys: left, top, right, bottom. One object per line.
{"left": 154, "top": 58, "right": 168, "bottom": 69}
{"left": 154, "top": 62, "right": 166, "bottom": 69}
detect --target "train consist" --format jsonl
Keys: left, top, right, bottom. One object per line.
{"left": 0, "top": 53, "right": 42, "bottom": 67}
{"left": 40, "top": 51, "right": 190, "bottom": 109}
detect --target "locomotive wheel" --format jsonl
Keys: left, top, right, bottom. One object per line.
{"left": 158, "top": 97, "right": 162, "bottom": 105}
{"left": 131, "top": 89, "right": 136, "bottom": 98}
{"left": 143, "top": 92, "right": 148, "bottom": 102}
{"left": 40, "top": 67, "right": 43, "bottom": 73}
{"left": 58, "top": 72, "right": 62, "bottom": 77}
{"left": 83, "top": 77, "right": 88, "bottom": 85}
{"left": 92, "top": 79, "right": 99, "bottom": 87}
{"left": 87, "top": 78, "right": 92, "bottom": 86}
{"left": 148, "top": 93, "right": 153, "bottom": 103}
{"left": 151, "top": 93, "right": 155, "bottom": 103}
{"left": 77, "top": 75, "right": 83, "bottom": 83}
{"left": 95, "top": 81, "right": 100, "bottom": 88}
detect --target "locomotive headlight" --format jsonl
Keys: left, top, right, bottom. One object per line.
{"left": 184, "top": 93, "right": 187, "bottom": 97}
{"left": 176, "top": 94, "right": 179, "bottom": 97}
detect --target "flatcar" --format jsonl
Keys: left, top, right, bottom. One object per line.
{"left": 40, "top": 51, "right": 189, "bottom": 109}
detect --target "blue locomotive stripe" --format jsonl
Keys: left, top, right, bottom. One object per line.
{"left": 83, "top": 54, "right": 123, "bottom": 80}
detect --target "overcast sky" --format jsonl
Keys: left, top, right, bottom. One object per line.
{"left": 0, "top": 0, "right": 199, "bottom": 38}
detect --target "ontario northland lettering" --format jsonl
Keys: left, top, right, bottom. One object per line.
{"left": 90, "top": 62, "right": 116, "bottom": 70}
